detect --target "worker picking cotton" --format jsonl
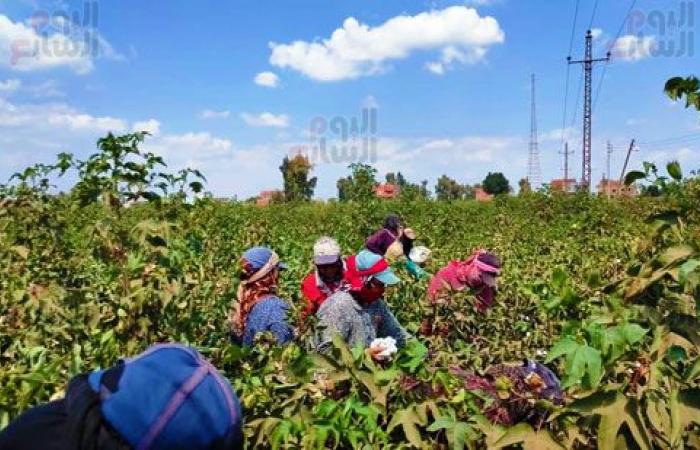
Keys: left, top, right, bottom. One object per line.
{"left": 314, "top": 250, "right": 410, "bottom": 357}
{"left": 300, "top": 236, "right": 347, "bottom": 319}
{"left": 428, "top": 249, "right": 501, "bottom": 311}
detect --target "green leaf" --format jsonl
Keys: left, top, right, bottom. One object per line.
{"left": 493, "top": 423, "right": 565, "bottom": 449}
{"left": 667, "top": 345, "right": 687, "bottom": 363}
{"left": 545, "top": 337, "right": 579, "bottom": 363}
{"left": 189, "top": 181, "right": 204, "bottom": 193}
{"left": 570, "top": 392, "right": 651, "bottom": 450}
{"left": 624, "top": 171, "right": 646, "bottom": 186}
{"left": 679, "top": 259, "right": 700, "bottom": 285}
{"left": 619, "top": 323, "right": 648, "bottom": 346}
{"left": 667, "top": 161, "right": 683, "bottom": 181}
{"left": 684, "top": 358, "right": 700, "bottom": 382}
{"left": 387, "top": 406, "right": 426, "bottom": 448}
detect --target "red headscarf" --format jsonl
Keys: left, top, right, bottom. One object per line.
{"left": 344, "top": 254, "right": 389, "bottom": 291}
{"left": 428, "top": 250, "right": 501, "bottom": 311}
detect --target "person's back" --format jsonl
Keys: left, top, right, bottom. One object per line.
{"left": 0, "top": 344, "right": 243, "bottom": 450}
{"left": 241, "top": 295, "right": 294, "bottom": 346}
{"left": 230, "top": 246, "right": 294, "bottom": 347}
{"left": 315, "top": 290, "right": 369, "bottom": 352}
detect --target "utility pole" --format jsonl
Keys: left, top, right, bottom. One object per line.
{"left": 560, "top": 141, "right": 574, "bottom": 182}
{"left": 568, "top": 30, "right": 611, "bottom": 192}
{"left": 619, "top": 139, "right": 637, "bottom": 184}
{"left": 528, "top": 74, "right": 541, "bottom": 189}
{"left": 606, "top": 141, "right": 613, "bottom": 180}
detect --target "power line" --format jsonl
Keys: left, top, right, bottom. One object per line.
{"left": 588, "top": 0, "right": 600, "bottom": 30}
{"left": 561, "top": 0, "right": 582, "bottom": 146}
{"left": 568, "top": 0, "right": 581, "bottom": 55}
{"left": 592, "top": 0, "right": 639, "bottom": 113}
{"left": 570, "top": 69, "right": 584, "bottom": 127}
{"left": 614, "top": 0, "right": 639, "bottom": 43}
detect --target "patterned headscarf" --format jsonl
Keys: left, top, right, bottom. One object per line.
{"left": 428, "top": 249, "right": 501, "bottom": 311}
{"left": 231, "top": 252, "right": 280, "bottom": 337}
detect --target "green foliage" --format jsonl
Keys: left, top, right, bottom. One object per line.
{"left": 336, "top": 163, "right": 377, "bottom": 202}
{"left": 665, "top": 75, "right": 700, "bottom": 114}
{"left": 482, "top": 172, "right": 511, "bottom": 196}
{"left": 434, "top": 175, "right": 471, "bottom": 201}
{"left": 2, "top": 135, "right": 700, "bottom": 448}
{"left": 280, "top": 155, "right": 317, "bottom": 202}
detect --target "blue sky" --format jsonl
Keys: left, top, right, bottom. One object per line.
{"left": 0, "top": 0, "right": 698, "bottom": 198}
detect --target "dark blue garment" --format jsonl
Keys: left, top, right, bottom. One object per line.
{"left": 87, "top": 344, "right": 243, "bottom": 450}
{"left": 241, "top": 296, "right": 294, "bottom": 346}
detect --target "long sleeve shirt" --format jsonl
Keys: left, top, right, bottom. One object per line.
{"left": 314, "top": 291, "right": 409, "bottom": 354}
{"left": 240, "top": 296, "right": 294, "bottom": 346}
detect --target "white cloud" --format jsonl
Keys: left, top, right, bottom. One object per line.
{"left": 0, "top": 14, "right": 92, "bottom": 73}
{"left": 132, "top": 119, "right": 161, "bottom": 136}
{"left": 611, "top": 35, "right": 656, "bottom": 62}
{"left": 240, "top": 112, "right": 290, "bottom": 128}
{"left": 0, "top": 79, "right": 66, "bottom": 97}
{"left": 540, "top": 126, "right": 579, "bottom": 143}
{"left": 0, "top": 13, "right": 121, "bottom": 74}
{"left": 0, "top": 78, "right": 21, "bottom": 93}
{"left": 27, "top": 79, "right": 64, "bottom": 97}
{"left": 254, "top": 71, "right": 280, "bottom": 87}
{"left": 426, "top": 45, "right": 484, "bottom": 75}
{"left": 144, "top": 132, "right": 233, "bottom": 166}
{"left": 47, "top": 112, "right": 126, "bottom": 132}
{"left": 590, "top": 28, "right": 603, "bottom": 40}
{"left": 269, "top": 6, "right": 504, "bottom": 81}
{"left": 426, "top": 61, "right": 445, "bottom": 75}
{"left": 0, "top": 97, "right": 125, "bottom": 133}
{"left": 200, "top": 109, "right": 231, "bottom": 119}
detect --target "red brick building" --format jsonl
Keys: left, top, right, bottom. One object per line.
{"left": 550, "top": 178, "right": 577, "bottom": 193}
{"left": 375, "top": 183, "right": 400, "bottom": 199}
{"left": 256, "top": 190, "right": 284, "bottom": 206}
{"left": 474, "top": 186, "right": 493, "bottom": 202}
{"left": 597, "top": 179, "right": 638, "bottom": 198}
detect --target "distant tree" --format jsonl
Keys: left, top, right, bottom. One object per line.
{"left": 337, "top": 176, "right": 352, "bottom": 201}
{"left": 384, "top": 172, "right": 429, "bottom": 200}
{"left": 519, "top": 178, "right": 532, "bottom": 195}
{"left": 435, "top": 175, "right": 467, "bottom": 201}
{"left": 482, "top": 172, "right": 511, "bottom": 196}
{"left": 464, "top": 184, "right": 476, "bottom": 199}
{"left": 420, "top": 180, "right": 431, "bottom": 199}
{"left": 337, "top": 163, "right": 378, "bottom": 202}
{"left": 279, "top": 155, "right": 317, "bottom": 202}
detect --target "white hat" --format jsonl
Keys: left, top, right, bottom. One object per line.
{"left": 409, "top": 246, "right": 431, "bottom": 264}
{"left": 313, "top": 236, "right": 341, "bottom": 265}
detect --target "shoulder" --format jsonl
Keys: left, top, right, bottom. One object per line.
{"left": 318, "top": 291, "right": 359, "bottom": 315}
{"left": 250, "top": 296, "right": 289, "bottom": 317}
{"left": 301, "top": 273, "right": 318, "bottom": 292}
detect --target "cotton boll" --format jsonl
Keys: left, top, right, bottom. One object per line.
{"left": 370, "top": 337, "right": 398, "bottom": 361}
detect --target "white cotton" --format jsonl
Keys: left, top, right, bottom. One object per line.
{"left": 370, "top": 337, "right": 398, "bottom": 361}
